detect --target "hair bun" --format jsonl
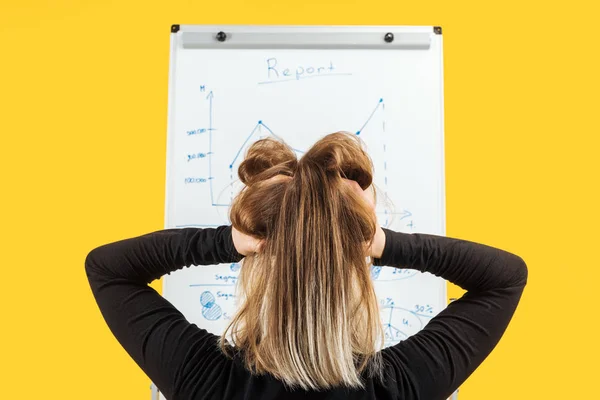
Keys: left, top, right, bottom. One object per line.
{"left": 301, "top": 131, "right": 373, "bottom": 190}
{"left": 238, "top": 137, "right": 298, "bottom": 186}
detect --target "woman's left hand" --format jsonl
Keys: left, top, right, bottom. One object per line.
{"left": 232, "top": 226, "right": 265, "bottom": 256}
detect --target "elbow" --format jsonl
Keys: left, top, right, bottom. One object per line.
{"left": 84, "top": 247, "right": 104, "bottom": 277}
{"left": 512, "top": 254, "right": 528, "bottom": 287}
{"left": 84, "top": 246, "right": 114, "bottom": 291}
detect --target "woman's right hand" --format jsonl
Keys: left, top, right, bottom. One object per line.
{"left": 342, "top": 178, "right": 386, "bottom": 259}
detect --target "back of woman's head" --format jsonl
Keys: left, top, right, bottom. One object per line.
{"left": 220, "top": 131, "right": 385, "bottom": 391}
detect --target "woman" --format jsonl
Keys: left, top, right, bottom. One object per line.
{"left": 85, "top": 132, "right": 527, "bottom": 400}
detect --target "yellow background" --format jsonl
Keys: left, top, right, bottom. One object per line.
{"left": 1, "top": 1, "right": 598, "bottom": 399}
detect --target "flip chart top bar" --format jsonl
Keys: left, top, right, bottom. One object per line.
{"left": 173, "top": 25, "right": 438, "bottom": 50}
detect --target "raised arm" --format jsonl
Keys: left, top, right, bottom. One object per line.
{"left": 373, "top": 228, "right": 528, "bottom": 400}
{"left": 84, "top": 225, "right": 244, "bottom": 398}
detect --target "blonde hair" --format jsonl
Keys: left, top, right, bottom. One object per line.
{"left": 219, "top": 131, "right": 385, "bottom": 390}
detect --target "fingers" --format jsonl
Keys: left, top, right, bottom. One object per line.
{"left": 255, "top": 239, "right": 266, "bottom": 254}
{"left": 342, "top": 178, "right": 362, "bottom": 193}
{"left": 232, "top": 225, "right": 266, "bottom": 256}
{"left": 363, "top": 185, "right": 375, "bottom": 209}
{"left": 342, "top": 178, "right": 375, "bottom": 210}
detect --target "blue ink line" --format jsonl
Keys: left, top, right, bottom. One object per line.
{"left": 356, "top": 99, "right": 383, "bottom": 134}
{"left": 258, "top": 73, "right": 352, "bottom": 85}
{"left": 380, "top": 305, "right": 434, "bottom": 320}
{"left": 260, "top": 122, "right": 304, "bottom": 154}
{"left": 399, "top": 210, "right": 412, "bottom": 220}
{"left": 375, "top": 210, "right": 411, "bottom": 216}
{"left": 258, "top": 121, "right": 279, "bottom": 140}
{"left": 189, "top": 284, "right": 236, "bottom": 287}
{"left": 229, "top": 123, "right": 260, "bottom": 168}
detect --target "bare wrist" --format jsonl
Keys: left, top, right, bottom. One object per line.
{"left": 371, "top": 226, "right": 386, "bottom": 259}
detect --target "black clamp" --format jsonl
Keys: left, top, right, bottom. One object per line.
{"left": 216, "top": 31, "right": 227, "bottom": 42}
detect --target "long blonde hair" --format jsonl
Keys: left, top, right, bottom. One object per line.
{"left": 220, "top": 131, "right": 385, "bottom": 390}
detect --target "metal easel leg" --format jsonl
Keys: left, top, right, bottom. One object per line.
{"left": 150, "top": 382, "right": 160, "bottom": 400}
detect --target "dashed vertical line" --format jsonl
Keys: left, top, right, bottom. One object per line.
{"left": 382, "top": 100, "right": 389, "bottom": 227}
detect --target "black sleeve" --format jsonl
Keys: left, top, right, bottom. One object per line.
{"left": 84, "top": 225, "right": 244, "bottom": 399}
{"left": 373, "top": 228, "right": 528, "bottom": 400}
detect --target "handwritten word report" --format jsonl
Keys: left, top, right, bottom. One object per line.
{"left": 260, "top": 58, "right": 351, "bottom": 84}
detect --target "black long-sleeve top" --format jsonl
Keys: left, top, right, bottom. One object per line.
{"left": 85, "top": 225, "right": 527, "bottom": 400}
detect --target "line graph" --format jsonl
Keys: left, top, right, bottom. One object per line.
{"left": 188, "top": 89, "right": 398, "bottom": 211}
{"left": 180, "top": 86, "right": 417, "bottom": 230}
